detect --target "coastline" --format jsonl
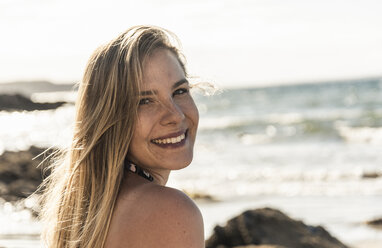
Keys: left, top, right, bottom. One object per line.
{"left": 1, "top": 79, "right": 382, "bottom": 247}
{"left": 0, "top": 145, "right": 381, "bottom": 247}
{"left": 195, "top": 195, "right": 382, "bottom": 248}
{"left": 1, "top": 196, "right": 382, "bottom": 248}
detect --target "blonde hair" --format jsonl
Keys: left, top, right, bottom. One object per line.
{"left": 40, "top": 25, "right": 186, "bottom": 248}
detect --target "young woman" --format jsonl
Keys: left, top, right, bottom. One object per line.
{"left": 40, "top": 25, "right": 204, "bottom": 248}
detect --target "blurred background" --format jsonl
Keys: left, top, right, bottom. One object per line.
{"left": 0, "top": 0, "right": 381, "bottom": 247}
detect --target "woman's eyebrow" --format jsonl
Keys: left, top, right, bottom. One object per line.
{"left": 172, "top": 78, "right": 189, "bottom": 89}
{"left": 139, "top": 79, "right": 189, "bottom": 96}
{"left": 139, "top": 90, "right": 156, "bottom": 96}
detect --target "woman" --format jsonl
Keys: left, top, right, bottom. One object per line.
{"left": 40, "top": 25, "right": 204, "bottom": 248}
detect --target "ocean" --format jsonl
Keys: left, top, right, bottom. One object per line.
{"left": 1, "top": 78, "right": 382, "bottom": 247}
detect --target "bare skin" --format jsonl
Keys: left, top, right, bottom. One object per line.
{"left": 105, "top": 49, "right": 204, "bottom": 247}
{"left": 105, "top": 171, "right": 204, "bottom": 248}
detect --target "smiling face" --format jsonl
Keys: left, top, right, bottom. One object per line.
{"left": 127, "top": 49, "right": 199, "bottom": 175}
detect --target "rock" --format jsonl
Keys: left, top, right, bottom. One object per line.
{"left": 362, "top": 172, "right": 381, "bottom": 179}
{"left": 366, "top": 218, "right": 382, "bottom": 229}
{"left": 205, "top": 208, "right": 348, "bottom": 248}
{"left": 234, "top": 245, "right": 286, "bottom": 248}
{"left": 0, "top": 94, "right": 66, "bottom": 111}
{"left": 0, "top": 146, "right": 51, "bottom": 201}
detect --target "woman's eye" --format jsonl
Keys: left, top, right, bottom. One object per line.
{"left": 173, "top": 88, "right": 189, "bottom": 96}
{"left": 139, "top": 98, "right": 152, "bottom": 105}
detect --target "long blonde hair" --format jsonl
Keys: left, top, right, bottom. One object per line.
{"left": 40, "top": 25, "right": 186, "bottom": 248}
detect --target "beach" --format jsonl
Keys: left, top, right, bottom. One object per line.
{"left": 1, "top": 78, "right": 382, "bottom": 247}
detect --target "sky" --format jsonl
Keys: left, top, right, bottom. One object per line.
{"left": 0, "top": 0, "right": 382, "bottom": 88}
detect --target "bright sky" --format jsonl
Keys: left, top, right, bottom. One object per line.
{"left": 1, "top": 0, "right": 382, "bottom": 88}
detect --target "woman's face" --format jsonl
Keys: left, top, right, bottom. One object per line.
{"left": 127, "top": 49, "right": 199, "bottom": 172}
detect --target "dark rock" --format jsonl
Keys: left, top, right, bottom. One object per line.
{"left": 0, "top": 94, "right": 66, "bottom": 111}
{"left": 366, "top": 218, "right": 382, "bottom": 229}
{"left": 205, "top": 208, "right": 348, "bottom": 248}
{"left": 234, "top": 245, "right": 286, "bottom": 248}
{"left": 362, "top": 172, "right": 381, "bottom": 179}
{"left": 0, "top": 146, "right": 51, "bottom": 201}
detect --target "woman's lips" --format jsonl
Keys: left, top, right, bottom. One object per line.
{"left": 151, "top": 130, "right": 188, "bottom": 147}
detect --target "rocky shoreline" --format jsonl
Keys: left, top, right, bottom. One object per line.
{"left": 0, "top": 81, "right": 75, "bottom": 111}
{"left": 0, "top": 94, "right": 67, "bottom": 111}
{"left": 206, "top": 208, "right": 348, "bottom": 248}
{"left": 0, "top": 146, "right": 50, "bottom": 202}
{"left": 1, "top": 147, "right": 381, "bottom": 247}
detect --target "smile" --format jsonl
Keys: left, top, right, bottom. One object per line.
{"left": 152, "top": 133, "right": 186, "bottom": 144}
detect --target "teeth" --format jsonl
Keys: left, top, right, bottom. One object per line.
{"left": 153, "top": 133, "right": 185, "bottom": 145}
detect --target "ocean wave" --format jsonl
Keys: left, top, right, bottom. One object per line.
{"left": 170, "top": 166, "right": 382, "bottom": 199}
{"left": 198, "top": 107, "right": 382, "bottom": 144}
{"left": 336, "top": 126, "right": 382, "bottom": 144}
{"left": 199, "top": 108, "right": 376, "bottom": 129}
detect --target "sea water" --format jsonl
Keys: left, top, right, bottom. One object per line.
{"left": 1, "top": 78, "right": 382, "bottom": 247}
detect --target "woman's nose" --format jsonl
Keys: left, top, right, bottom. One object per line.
{"left": 159, "top": 100, "right": 185, "bottom": 126}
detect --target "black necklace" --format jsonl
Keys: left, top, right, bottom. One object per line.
{"left": 124, "top": 160, "right": 154, "bottom": 182}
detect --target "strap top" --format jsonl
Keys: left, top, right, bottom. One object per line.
{"left": 124, "top": 159, "right": 154, "bottom": 182}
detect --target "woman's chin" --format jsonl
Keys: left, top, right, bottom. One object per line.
{"left": 166, "top": 155, "right": 194, "bottom": 171}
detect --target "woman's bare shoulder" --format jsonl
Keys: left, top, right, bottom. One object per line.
{"left": 106, "top": 183, "right": 204, "bottom": 248}
{"left": 144, "top": 184, "right": 203, "bottom": 216}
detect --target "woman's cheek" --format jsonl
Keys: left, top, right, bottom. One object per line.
{"left": 139, "top": 104, "right": 159, "bottom": 116}
{"left": 187, "top": 98, "right": 199, "bottom": 121}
